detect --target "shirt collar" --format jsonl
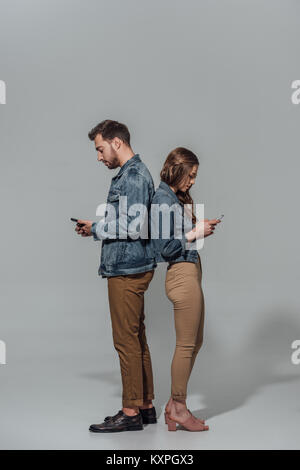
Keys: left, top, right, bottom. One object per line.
{"left": 158, "top": 180, "right": 183, "bottom": 206}
{"left": 112, "top": 154, "right": 141, "bottom": 180}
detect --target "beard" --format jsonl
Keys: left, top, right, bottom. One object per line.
{"left": 106, "top": 148, "right": 119, "bottom": 169}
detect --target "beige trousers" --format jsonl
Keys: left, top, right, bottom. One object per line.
{"left": 165, "top": 254, "right": 205, "bottom": 400}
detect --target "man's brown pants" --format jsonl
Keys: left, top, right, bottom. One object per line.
{"left": 107, "top": 269, "right": 155, "bottom": 408}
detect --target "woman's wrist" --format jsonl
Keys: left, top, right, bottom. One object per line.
{"left": 185, "top": 230, "right": 196, "bottom": 243}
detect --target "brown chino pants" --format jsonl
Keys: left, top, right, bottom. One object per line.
{"left": 107, "top": 269, "right": 155, "bottom": 408}
{"left": 165, "top": 254, "right": 205, "bottom": 400}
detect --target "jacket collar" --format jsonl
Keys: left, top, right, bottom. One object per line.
{"left": 112, "top": 154, "right": 141, "bottom": 180}
{"left": 158, "top": 180, "right": 183, "bottom": 206}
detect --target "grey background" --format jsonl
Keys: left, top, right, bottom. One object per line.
{"left": 0, "top": 0, "right": 300, "bottom": 449}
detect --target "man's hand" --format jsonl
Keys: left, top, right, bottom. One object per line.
{"left": 75, "top": 220, "right": 93, "bottom": 237}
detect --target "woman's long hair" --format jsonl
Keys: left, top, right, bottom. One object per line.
{"left": 160, "top": 147, "right": 199, "bottom": 224}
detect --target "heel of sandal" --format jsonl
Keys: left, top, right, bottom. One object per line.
{"left": 165, "top": 412, "right": 177, "bottom": 431}
{"left": 167, "top": 419, "right": 177, "bottom": 431}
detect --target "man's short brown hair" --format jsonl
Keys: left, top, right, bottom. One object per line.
{"left": 88, "top": 120, "right": 131, "bottom": 146}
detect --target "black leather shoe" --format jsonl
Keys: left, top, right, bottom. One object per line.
{"left": 104, "top": 406, "right": 157, "bottom": 424}
{"left": 89, "top": 411, "right": 143, "bottom": 433}
{"left": 139, "top": 407, "right": 157, "bottom": 424}
{"left": 104, "top": 409, "right": 123, "bottom": 423}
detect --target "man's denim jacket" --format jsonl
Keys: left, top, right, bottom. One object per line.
{"left": 150, "top": 181, "right": 199, "bottom": 265}
{"left": 91, "top": 154, "right": 157, "bottom": 278}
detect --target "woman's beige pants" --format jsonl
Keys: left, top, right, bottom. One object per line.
{"left": 165, "top": 254, "right": 205, "bottom": 400}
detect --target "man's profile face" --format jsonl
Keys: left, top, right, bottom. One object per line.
{"left": 94, "top": 133, "right": 119, "bottom": 169}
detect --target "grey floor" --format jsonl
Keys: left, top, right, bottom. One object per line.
{"left": 0, "top": 266, "right": 300, "bottom": 450}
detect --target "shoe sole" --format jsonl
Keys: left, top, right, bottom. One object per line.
{"left": 104, "top": 418, "right": 157, "bottom": 424}
{"left": 142, "top": 418, "right": 157, "bottom": 424}
{"left": 89, "top": 426, "right": 144, "bottom": 433}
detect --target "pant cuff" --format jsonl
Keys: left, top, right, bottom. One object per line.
{"left": 122, "top": 394, "right": 154, "bottom": 408}
{"left": 171, "top": 394, "right": 187, "bottom": 400}
{"left": 143, "top": 394, "right": 155, "bottom": 401}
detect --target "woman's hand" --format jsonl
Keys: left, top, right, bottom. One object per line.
{"left": 186, "top": 218, "right": 221, "bottom": 242}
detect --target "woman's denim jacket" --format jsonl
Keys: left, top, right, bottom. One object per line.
{"left": 91, "top": 154, "right": 157, "bottom": 278}
{"left": 150, "top": 181, "right": 199, "bottom": 265}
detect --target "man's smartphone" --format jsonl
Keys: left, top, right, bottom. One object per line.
{"left": 70, "top": 218, "right": 85, "bottom": 227}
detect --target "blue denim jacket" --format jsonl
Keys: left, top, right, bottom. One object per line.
{"left": 91, "top": 154, "right": 157, "bottom": 278}
{"left": 150, "top": 181, "right": 199, "bottom": 265}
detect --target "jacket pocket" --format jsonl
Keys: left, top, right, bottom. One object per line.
{"left": 107, "top": 191, "right": 120, "bottom": 203}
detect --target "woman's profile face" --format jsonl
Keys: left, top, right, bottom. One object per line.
{"left": 177, "top": 164, "right": 198, "bottom": 193}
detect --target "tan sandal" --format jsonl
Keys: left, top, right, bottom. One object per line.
{"left": 165, "top": 412, "right": 209, "bottom": 432}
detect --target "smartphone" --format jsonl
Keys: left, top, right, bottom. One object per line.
{"left": 70, "top": 218, "right": 85, "bottom": 227}
{"left": 216, "top": 214, "right": 224, "bottom": 220}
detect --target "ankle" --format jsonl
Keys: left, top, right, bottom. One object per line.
{"left": 122, "top": 407, "right": 139, "bottom": 416}
{"left": 171, "top": 399, "right": 188, "bottom": 415}
{"left": 139, "top": 400, "right": 153, "bottom": 410}
{"left": 165, "top": 397, "right": 173, "bottom": 410}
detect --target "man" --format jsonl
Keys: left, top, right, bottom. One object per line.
{"left": 75, "top": 120, "right": 157, "bottom": 433}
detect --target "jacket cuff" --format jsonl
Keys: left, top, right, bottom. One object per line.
{"left": 180, "top": 234, "right": 188, "bottom": 253}
{"left": 91, "top": 221, "right": 99, "bottom": 241}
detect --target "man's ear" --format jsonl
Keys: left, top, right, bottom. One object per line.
{"left": 112, "top": 137, "right": 122, "bottom": 151}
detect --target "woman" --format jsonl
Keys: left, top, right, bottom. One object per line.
{"left": 151, "top": 147, "right": 220, "bottom": 432}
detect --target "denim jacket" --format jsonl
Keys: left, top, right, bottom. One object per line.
{"left": 150, "top": 181, "right": 199, "bottom": 265}
{"left": 91, "top": 154, "right": 157, "bottom": 278}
